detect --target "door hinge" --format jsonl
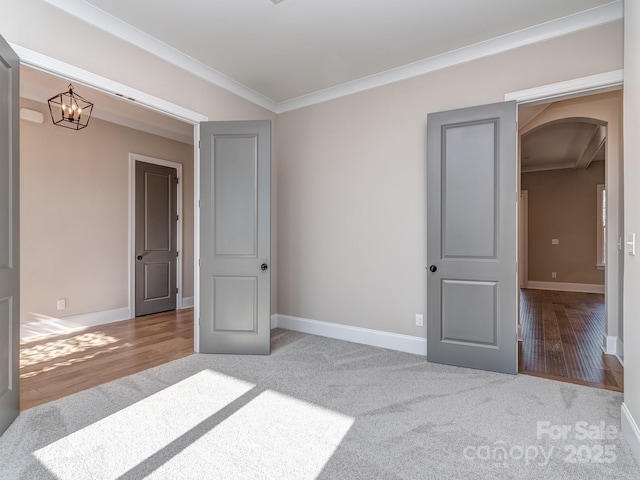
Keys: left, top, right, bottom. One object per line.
{"left": 199, "top": 140, "right": 201, "bottom": 148}
{"left": 177, "top": 215, "right": 179, "bottom": 221}
{"left": 176, "top": 177, "right": 179, "bottom": 184}
{"left": 176, "top": 287, "right": 179, "bottom": 294}
{"left": 198, "top": 258, "right": 201, "bottom": 267}
{"left": 177, "top": 251, "right": 179, "bottom": 257}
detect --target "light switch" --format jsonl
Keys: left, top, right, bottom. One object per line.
{"left": 551, "top": 239, "right": 559, "bottom": 245}
{"left": 627, "top": 233, "right": 636, "bottom": 256}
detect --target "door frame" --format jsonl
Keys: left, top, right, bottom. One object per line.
{"left": 14, "top": 44, "right": 208, "bottom": 352}
{"left": 506, "top": 69, "right": 624, "bottom": 357}
{"left": 128, "top": 153, "right": 183, "bottom": 318}
{"left": 518, "top": 190, "right": 528, "bottom": 288}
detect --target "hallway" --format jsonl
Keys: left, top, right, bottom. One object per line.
{"left": 519, "top": 289, "right": 623, "bottom": 391}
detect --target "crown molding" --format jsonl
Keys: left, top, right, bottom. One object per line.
{"left": 505, "top": 69, "right": 623, "bottom": 104}
{"left": 43, "top": 0, "right": 622, "bottom": 114}
{"left": 276, "top": 1, "right": 623, "bottom": 113}
{"left": 42, "top": 0, "right": 278, "bottom": 112}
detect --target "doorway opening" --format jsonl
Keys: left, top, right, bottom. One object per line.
{"left": 516, "top": 91, "right": 624, "bottom": 391}
{"left": 18, "top": 64, "right": 201, "bottom": 409}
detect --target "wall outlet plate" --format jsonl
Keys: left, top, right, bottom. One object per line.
{"left": 415, "top": 314, "right": 424, "bottom": 327}
{"left": 57, "top": 299, "right": 66, "bottom": 310}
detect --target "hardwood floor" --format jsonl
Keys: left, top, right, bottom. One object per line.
{"left": 518, "top": 289, "right": 623, "bottom": 392}
{"left": 20, "top": 293, "right": 621, "bottom": 410}
{"left": 20, "top": 308, "right": 194, "bottom": 410}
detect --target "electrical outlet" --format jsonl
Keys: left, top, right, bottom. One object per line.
{"left": 415, "top": 314, "right": 424, "bottom": 327}
{"left": 552, "top": 239, "right": 559, "bottom": 245}
{"left": 57, "top": 299, "right": 66, "bottom": 310}
{"left": 551, "top": 272, "right": 557, "bottom": 279}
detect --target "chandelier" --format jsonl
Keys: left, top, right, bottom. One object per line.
{"left": 48, "top": 83, "right": 94, "bottom": 130}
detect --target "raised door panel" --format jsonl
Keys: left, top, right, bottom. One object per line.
{"left": 427, "top": 101, "right": 517, "bottom": 375}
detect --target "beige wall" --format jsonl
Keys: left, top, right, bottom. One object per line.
{"left": 20, "top": 98, "right": 193, "bottom": 323}
{"left": 623, "top": 0, "right": 640, "bottom": 461}
{"left": 275, "top": 21, "right": 622, "bottom": 336}
{"left": 522, "top": 162, "right": 605, "bottom": 285}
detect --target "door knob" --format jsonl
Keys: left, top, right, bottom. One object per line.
{"left": 137, "top": 255, "right": 143, "bottom": 261}
{"left": 261, "top": 263, "right": 268, "bottom": 271}
{"left": 428, "top": 265, "right": 437, "bottom": 272}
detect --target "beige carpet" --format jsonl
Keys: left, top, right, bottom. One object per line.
{"left": 1, "top": 328, "right": 639, "bottom": 479}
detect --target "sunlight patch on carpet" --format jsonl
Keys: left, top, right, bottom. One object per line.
{"left": 150, "top": 389, "right": 355, "bottom": 479}
{"left": 34, "top": 370, "right": 255, "bottom": 479}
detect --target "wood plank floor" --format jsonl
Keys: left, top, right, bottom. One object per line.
{"left": 518, "top": 289, "right": 623, "bottom": 392}
{"left": 21, "top": 292, "right": 621, "bottom": 411}
{"left": 20, "top": 308, "right": 194, "bottom": 410}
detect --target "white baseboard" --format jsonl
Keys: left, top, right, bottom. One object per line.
{"left": 621, "top": 403, "right": 640, "bottom": 467}
{"left": 181, "top": 296, "right": 194, "bottom": 309}
{"left": 274, "top": 314, "right": 427, "bottom": 356}
{"left": 601, "top": 335, "right": 624, "bottom": 362}
{"left": 20, "top": 307, "right": 131, "bottom": 341}
{"left": 616, "top": 337, "right": 624, "bottom": 365}
{"left": 271, "top": 314, "right": 278, "bottom": 329}
{"left": 603, "top": 335, "right": 618, "bottom": 355}
{"left": 525, "top": 281, "right": 605, "bottom": 294}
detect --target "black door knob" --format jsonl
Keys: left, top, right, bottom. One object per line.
{"left": 137, "top": 255, "right": 143, "bottom": 261}
{"left": 428, "top": 265, "right": 437, "bottom": 272}
{"left": 261, "top": 263, "right": 268, "bottom": 271}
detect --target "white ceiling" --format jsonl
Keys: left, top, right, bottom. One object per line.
{"left": 24, "top": 0, "right": 620, "bottom": 139}
{"left": 42, "top": 0, "right": 620, "bottom": 110}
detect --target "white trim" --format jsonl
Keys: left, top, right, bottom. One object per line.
{"left": 278, "top": 3, "right": 622, "bottom": 113}
{"left": 20, "top": 307, "right": 131, "bottom": 341}
{"left": 518, "top": 190, "right": 528, "bottom": 288}
{"left": 40, "top": 0, "right": 278, "bottom": 112}
{"left": 193, "top": 124, "right": 201, "bottom": 353}
{"left": 128, "top": 154, "right": 184, "bottom": 318}
{"left": 525, "top": 281, "right": 605, "bottom": 294}
{"left": 275, "top": 314, "right": 427, "bottom": 357}
{"left": 616, "top": 337, "right": 624, "bottom": 365}
{"left": 271, "top": 314, "right": 278, "bottom": 330}
{"left": 602, "top": 334, "right": 618, "bottom": 355}
{"left": 621, "top": 403, "right": 640, "bottom": 467}
{"left": 11, "top": 44, "right": 208, "bottom": 124}
{"left": 182, "top": 296, "right": 194, "bottom": 309}
{"left": 597, "top": 184, "right": 606, "bottom": 268}
{"left": 40, "top": 1, "right": 621, "bottom": 114}
{"left": 505, "top": 70, "right": 624, "bottom": 105}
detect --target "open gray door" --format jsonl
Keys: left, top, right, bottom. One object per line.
{"left": 199, "top": 121, "right": 270, "bottom": 354}
{"left": 427, "top": 101, "right": 517, "bottom": 374}
{"left": 0, "top": 36, "right": 20, "bottom": 434}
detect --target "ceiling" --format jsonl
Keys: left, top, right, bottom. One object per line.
{"left": 41, "top": 0, "right": 620, "bottom": 110}
{"left": 23, "top": 0, "right": 619, "bottom": 140}
{"left": 520, "top": 117, "right": 606, "bottom": 172}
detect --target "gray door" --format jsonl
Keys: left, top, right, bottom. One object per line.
{"left": 0, "top": 36, "right": 19, "bottom": 434}
{"left": 135, "top": 161, "right": 177, "bottom": 316}
{"left": 200, "top": 121, "right": 270, "bottom": 354}
{"left": 427, "top": 101, "right": 517, "bottom": 374}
